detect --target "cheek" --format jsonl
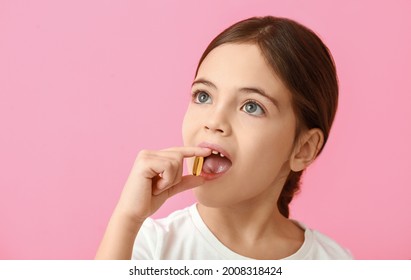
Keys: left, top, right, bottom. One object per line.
{"left": 182, "top": 105, "right": 205, "bottom": 144}
{"left": 239, "top": 127, "right": 295, "bottom": 174}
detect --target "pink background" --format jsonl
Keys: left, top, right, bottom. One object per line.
{"left": 1, "top": 0, "right": 410, "bottom": 259}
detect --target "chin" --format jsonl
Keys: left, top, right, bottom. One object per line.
{"left": 193, "top": 184, "right": 239, "bottom": 209}
{"left": 193, "top": 186, "right": 224, "bottom": 208}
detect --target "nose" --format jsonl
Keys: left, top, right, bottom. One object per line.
{"left": 203, "top": 107, "right": 232, "bottom": 136}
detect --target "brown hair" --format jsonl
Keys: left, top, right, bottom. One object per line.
{"left": 194, "top": 16, "right": 338, "bottom": 218}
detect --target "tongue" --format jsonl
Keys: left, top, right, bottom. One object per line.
{"left": 203, "top": 154, "right": 232, "bottom": 174}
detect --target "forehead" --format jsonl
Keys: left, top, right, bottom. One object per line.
{"left": 196, "top": 43, "right": 290, "bottom": 99}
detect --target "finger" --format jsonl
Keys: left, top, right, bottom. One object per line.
{"left": 153, "top": 175, "right": 205, "bottom": 196}
{"left": 152, "top": 147, "right": 209, "bottom": 187}
{"left": 168, "top": 175, "right": 205, "bottom": 197}
{"left": 162, "top": 146, "right": 211, "bottom": 158}
{"left": 137, "top": 147, "right": 210, "bottom": 179}
{"left": 140, "top": 148, "right": 207, "bottom": 176}
{"left": 155, "top": 159, "right": 181, "bottom": 191}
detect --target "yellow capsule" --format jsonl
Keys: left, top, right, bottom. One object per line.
{"left": 192, "top": 156, "right": 204, "bottom": 176}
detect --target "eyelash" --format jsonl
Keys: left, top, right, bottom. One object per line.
{"left": 242, "top": 99, "right": 266, "bottom": 116}
{"left": 191, "top": 90, "right": 266, "bottom": 116}
{"left": 192, "top": 90, "right": 211, "bottom": 103}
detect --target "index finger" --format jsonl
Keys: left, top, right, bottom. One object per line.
{"left": 163, "top": 146, "right": 212, "bottom": 158}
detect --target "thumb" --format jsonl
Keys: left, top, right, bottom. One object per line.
{"left": 166, "top": 175, "right": 205, "bottom": 198}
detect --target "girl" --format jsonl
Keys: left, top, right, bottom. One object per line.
{"left": 96, "top": 16, "right": 352, "bottom": 260}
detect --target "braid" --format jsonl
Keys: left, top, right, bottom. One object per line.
{"left": 277, "top": 171, "right": 303, "bottom": 218}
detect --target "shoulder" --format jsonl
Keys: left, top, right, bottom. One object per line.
{"left": 286, "top": 221, "right": 353, "bottom": 260}
{"left": 143, "top": 206, "right": 193, "bottom": 231}
{"left": 132, "top": 205, "right": 199, "bottom": 259}
{"left": 309, "top": 229, "right": 353, "bottom": 259}
{"left": 138, "top": 205, "right": 195, "bottom": 242}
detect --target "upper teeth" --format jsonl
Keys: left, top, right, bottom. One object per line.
{"left": 212, "top": 150, "right": 225, "bottom": 157}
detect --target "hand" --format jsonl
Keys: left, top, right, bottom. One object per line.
{"left": 95, "top": 146, "right": 211, "bottom": 259}
{"left": 115, "top": 146, "right": 211, "bottom": 223}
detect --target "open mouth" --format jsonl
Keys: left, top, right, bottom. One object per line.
{"left": 201, "top": 150, "right": 232, "bottom": 178}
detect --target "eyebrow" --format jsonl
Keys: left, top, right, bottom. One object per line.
{"left": 192, "top": 78, "right": 280, "bottom": 108}
{"left": 192, "top": 78, "right": 217, "bottom": 89}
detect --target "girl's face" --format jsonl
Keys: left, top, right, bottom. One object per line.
{"left": 182, "top": 43, "right": 298, "bottom": 208}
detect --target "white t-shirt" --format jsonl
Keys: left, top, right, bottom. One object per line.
{"left": 132, "top": 204, "right": 352, "bottom": 260}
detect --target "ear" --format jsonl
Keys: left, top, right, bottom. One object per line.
{"left": 290, "top": 128, "right": 324, "bottom": 172}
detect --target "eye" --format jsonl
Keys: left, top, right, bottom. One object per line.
{"left": 241, "top": 100, "right": 265, "bottom": 116}
{"left": 193, "top": 90, "right": 212, "bottom": 104}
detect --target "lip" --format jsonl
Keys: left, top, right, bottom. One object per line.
{"left": 199, "top": 170, "right": 226, "bottom": 180}
{"left": 197, "top": 142, "right": 232, "bottom": 161}
{"left": 196, "top": 142, "right": 232, "bottom": 180}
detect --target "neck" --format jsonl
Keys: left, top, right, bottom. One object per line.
{"left": 196, "top": 198, "right": 304, "bottom": 259}
{"left": 198, "top": 198, "right": 284, "bottom": 240}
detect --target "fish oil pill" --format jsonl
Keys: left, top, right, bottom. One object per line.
{"left": 192, "top": 156, "right": 204, "bottom": 176}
